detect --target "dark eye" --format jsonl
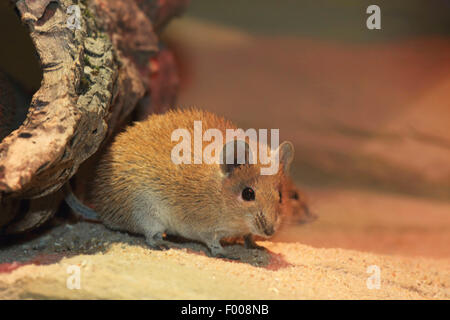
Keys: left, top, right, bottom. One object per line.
{"left": 291, "top": 191, "right": 299, "bottom": 200}
{"left": 242, "top": 187, "right": 255, "bottom": 201}
{"left": 279, "top": 191, "right": 282, "bottom": 203}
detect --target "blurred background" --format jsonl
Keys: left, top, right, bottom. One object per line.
{"left": 163, "top": 0, "right": 450, "bottom": 258}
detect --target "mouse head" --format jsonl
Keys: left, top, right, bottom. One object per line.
{"left": 219, "top": 139, "right": 294, "bottom": 238}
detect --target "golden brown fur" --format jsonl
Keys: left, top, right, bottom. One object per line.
{"left": 91, "top": 108, "right": 294, "bottom": 256}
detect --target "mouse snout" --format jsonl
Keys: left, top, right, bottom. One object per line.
{"left": 254, "top": 211, "right": 276, "bottom": 237}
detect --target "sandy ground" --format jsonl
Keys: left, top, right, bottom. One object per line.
{"left": 274, "top": 187, "right": 450, "bottom": 259}
{"left": 0, "top": 223, "right": 449, "bottom": 299}
{"left": 0, "top": 186, "right": 449, "bottom": 299}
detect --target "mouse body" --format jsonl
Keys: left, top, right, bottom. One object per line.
{"left": 87, "top": 108, "right": 294, "bottom": 256}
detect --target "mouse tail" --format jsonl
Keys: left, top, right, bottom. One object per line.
{"left": 63, "top": 183, "right": 99, "bottom": 220}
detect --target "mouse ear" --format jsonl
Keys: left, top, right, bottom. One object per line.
{"left": 277, "top": 141, "right": 294, "bottom": 174}
{"left": 220, "top": 139, "right": 254, "bottom": 176}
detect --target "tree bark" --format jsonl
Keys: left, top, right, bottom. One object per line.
{"left": 0, "top": 0, "right": 188, "bottom": 234}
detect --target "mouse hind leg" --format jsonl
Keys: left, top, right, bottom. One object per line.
{"left": 145, "top": 229, "right": 169, "bottom": 250}
{"left": 134, "top": 207, "right": 172, "bottom": 250}
{"left": 206, "top": 238, "right": 226, "bottom": 257}
{"left": 143, "top": 222, "right": 173, "bottom": 250}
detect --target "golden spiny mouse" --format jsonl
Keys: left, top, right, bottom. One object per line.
{"left": 67, "top": 108, "right": 294, "bottom": 257}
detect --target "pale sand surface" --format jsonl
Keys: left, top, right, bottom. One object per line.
{"left": 275, "top": 187, "right": 450, "bottom": 259}
{"left": 0, "top": 187, "right": 449, "bottom": 299}
{"left": 0, "top": 239, "right": 448, "bottom": 299}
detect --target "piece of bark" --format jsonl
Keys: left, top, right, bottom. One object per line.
{"left": 0, "top": 0, "right": 186, "bottom": 234}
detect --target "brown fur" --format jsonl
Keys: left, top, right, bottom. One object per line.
{"left": 90, "top": 108, "right": 294, "bottom": 256}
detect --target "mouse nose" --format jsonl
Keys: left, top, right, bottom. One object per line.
{"left": 264, "top": 225, "right": 275, "bottom": 236}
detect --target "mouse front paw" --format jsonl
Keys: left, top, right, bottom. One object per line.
{"left": 244, "top": 234, "right": 266, "bottom": 250}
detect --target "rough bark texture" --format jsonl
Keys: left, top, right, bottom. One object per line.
{"left": 0, "top": 0, "right": 187, "bottom": 234}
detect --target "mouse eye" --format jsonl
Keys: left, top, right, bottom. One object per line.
{"left": 279, "top": 191, "right": 282, "bottom": 203}
{"left": 242, "top": 187, "right": 255, "bottom": 201}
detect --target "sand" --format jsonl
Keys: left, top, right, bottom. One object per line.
{"left": 0, "top": 226, "right": 448, "bottom": 299}
{"left": 1, "top": 186, "right": 449, "bottom": 300}
{"left": 1, "top": 185, "right": 449, "bottom": 300}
